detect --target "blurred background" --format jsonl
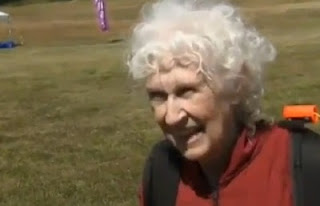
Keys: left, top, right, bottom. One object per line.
{"left": 0, "top": 0, "right": 319, "bottom": 205}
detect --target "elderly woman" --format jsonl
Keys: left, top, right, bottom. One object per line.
{"left": 126, "top": 0, "right": 317, "bottom": 206}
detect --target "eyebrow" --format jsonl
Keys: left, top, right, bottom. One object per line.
{"left": 174, "top": 80, "right": 203, "bottom": 90}
{"left": 146, "top": 82, "right": 202, "bottom": 94}
{"left": 145, "top": 84, "right": 167, "bottom": 93}
{"left": 145, "top": 74, "right": 204, "bottom": 93}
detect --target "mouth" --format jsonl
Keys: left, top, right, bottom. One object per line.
{"left": 185, "top": 126, "right": 204, "bottom": 146}
{"left": 183, "top": 126, "right": 204, "bottom": 137}
{"left": 172, "top": 126, "right": 205, "bottom": 146}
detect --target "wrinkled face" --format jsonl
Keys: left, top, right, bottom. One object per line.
{"left": 146, "top": 65, "right": 236, "bottom": 161}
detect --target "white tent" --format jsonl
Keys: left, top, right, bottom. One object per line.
{"left": 0, "top": 10, "right": 13, "bottom": 44}
{"left": 0, "top": 11, "right": 10, "bottom": 23}
{"left": 0, "top": 10, "right": 23, "bottom": 47}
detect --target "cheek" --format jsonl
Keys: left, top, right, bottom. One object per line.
{"left": 186, "top": 95, "right": 217, "bottom": 121}
{"left": 151, "top": 104, "right": 166, "bottom": 124}
{"left": 204, "top": 108, "right": 233, "bottom": 156}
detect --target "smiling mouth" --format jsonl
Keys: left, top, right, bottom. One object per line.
{"left": 166, "top": 126, "right": 205, "bottom": 147}
{"left": 186, "top": 127, "right": 204, "bottom": 145}
{"left": 175, "top": 126, "right": 204, "bottom": 141}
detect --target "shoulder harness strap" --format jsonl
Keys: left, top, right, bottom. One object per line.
{"left": 142, "top": 139, "right": 182, "bottom": 206}
{"left": 279, "top": 121, "right": 320, "bottom": 206}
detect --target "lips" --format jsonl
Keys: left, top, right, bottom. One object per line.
{"left": 174, "top": 126, "right": 204, "bottom": 139}
{"left": 187, "top": 131, "right": 203, "bottom": 146}
{"left": 165, "top": 126, "right": 205, "bottom": 151}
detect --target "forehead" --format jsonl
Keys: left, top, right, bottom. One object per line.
{"left": 146, "top": 66, "right": 204, "bottom": 91}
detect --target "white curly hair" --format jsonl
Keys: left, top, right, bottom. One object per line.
{"left": 127, "top": 0, "right": 277, "bottom": 131}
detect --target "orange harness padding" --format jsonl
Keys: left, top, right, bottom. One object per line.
{"left": 282, "top": 105, "right": 319, "bottom": 124}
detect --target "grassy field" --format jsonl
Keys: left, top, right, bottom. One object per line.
{"left": 0, "top": 0, "right": 320, "bottom": 205}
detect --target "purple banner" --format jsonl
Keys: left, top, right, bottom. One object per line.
{"left": 93, "top": 0, "right": 109, "bottom": 31}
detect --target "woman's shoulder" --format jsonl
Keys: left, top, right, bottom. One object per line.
{"left": 259, "top": 121, "right": 320, "bottom": 144}
{"left": 255, "top": 122, "right": 291, "bottom": 140}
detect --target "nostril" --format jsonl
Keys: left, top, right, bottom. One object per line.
{"left": 165, "top": 112, "right": 188, "bottom": 128}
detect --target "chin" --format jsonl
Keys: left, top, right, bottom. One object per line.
{"left": 182, "top": 144, "right": 210, "bottom": 161}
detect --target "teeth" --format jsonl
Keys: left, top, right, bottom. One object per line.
{"left": 170, "top": 127, "right": 203, "bottom": 139}
{"left": 187, "top": 132, "right": 202, "bottom": 145}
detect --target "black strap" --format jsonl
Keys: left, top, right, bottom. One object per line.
{"left": 142, "top": 140, "right": 182, "bottom": 206}
{"left": 279, "top": 121, "right": 320, "bottom": 206}
{"left": 291, "top": 127, "right": 304, "bottom": 206}
{"left": 297, "top": 128, "right": 320, "bottom": 206}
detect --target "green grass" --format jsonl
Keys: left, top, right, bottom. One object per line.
{"left": 0, "top": 43, "right": 158, "bottom": 205}
{"left": 0, "top": 0, "right": 320, "bottom": 205}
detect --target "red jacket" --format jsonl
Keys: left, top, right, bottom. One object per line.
{"left": 139, "top": 125, "right": 293, "bottom": 206}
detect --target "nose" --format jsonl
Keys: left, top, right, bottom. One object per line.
{"left": 165, "top": 96, "right": 187, "bottom": 126}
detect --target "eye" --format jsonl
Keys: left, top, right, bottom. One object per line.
{"left": 176, "top": 87, "right": 196, "bottom": 98}
{"left": 148, "top": 91, "right": 168, "bottom": 103}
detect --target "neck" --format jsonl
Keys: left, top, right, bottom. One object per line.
{"left": 198, "top": 154, "right": 228, "bottom": 189}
